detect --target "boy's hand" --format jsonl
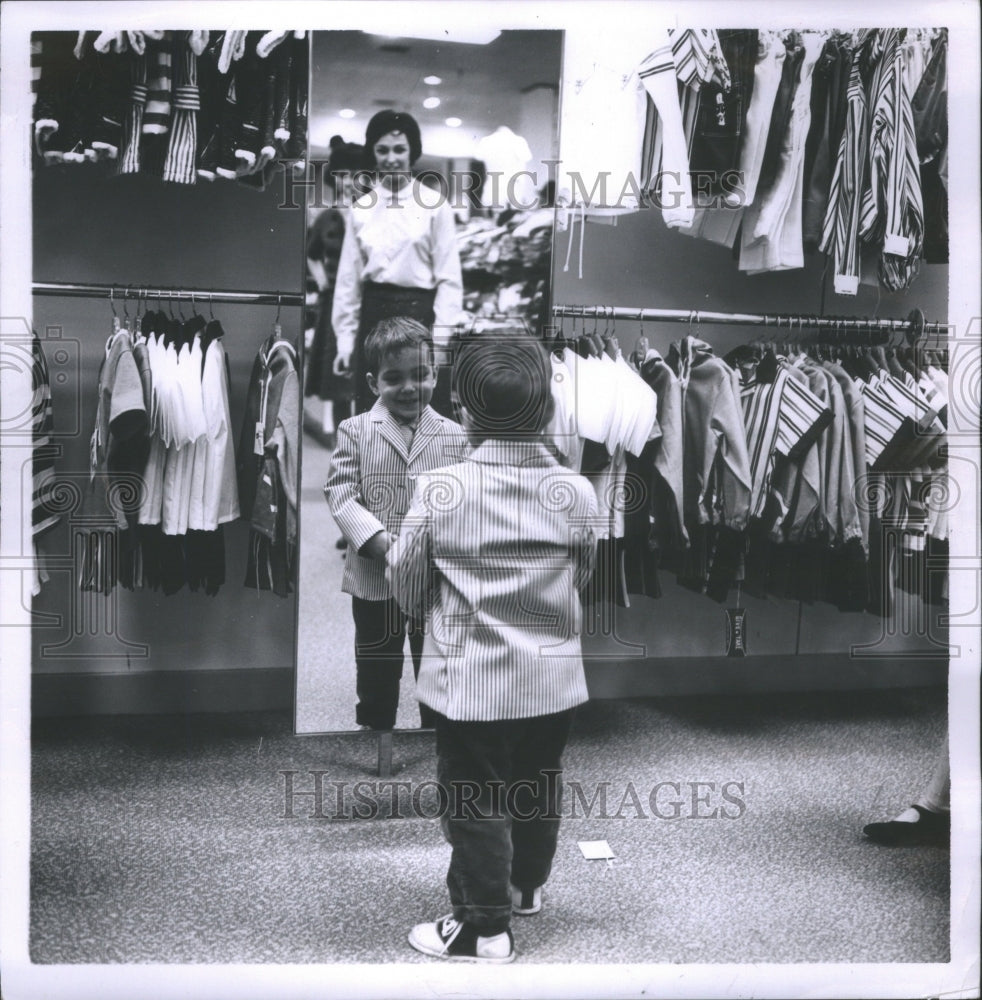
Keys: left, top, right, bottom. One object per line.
{"left": 360, "top": 530, "right": 392, "bottom": 562}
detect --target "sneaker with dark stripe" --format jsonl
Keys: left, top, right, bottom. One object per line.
{"left": 408, "top": 914, "right": 515, "bottom": 963}
{"left": 509, "top": 884, "right": 542, "bottom": 916}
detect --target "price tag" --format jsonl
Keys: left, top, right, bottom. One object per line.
{"left": 884, "top": 232, "right": 911, "bottom": 256}
{"left": 833, "top": 274, "right": 860, "bottom": 296}
{"left": 254, "top": 422, "right": 265, "bottom": 456}
{"left": 725, "top": 607, "right": 748, "bottom": 657}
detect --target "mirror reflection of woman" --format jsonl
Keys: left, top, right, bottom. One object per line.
{"left": 331, "top": 110, "right": 464, "bottom": 414}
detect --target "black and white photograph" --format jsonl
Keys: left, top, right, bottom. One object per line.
{"left": 0, "top": 3, "right": 979, "bottom": 1000}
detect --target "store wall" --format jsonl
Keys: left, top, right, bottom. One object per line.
{"left": 31, "top": 166, "right": 305, "bottom": 713}
{"left": 552, "top": 209, "right": 949, "bottom": 693}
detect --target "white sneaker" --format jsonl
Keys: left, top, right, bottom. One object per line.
{"left": 509, "top": 884, "right": 542, "bottom": 916}
{"left": 408, "top": 914, "right": 515, "bottom": 963}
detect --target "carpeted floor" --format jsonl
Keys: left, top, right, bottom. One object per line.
{"left": 31, "top": 686, "right": 949, "bottom": 964}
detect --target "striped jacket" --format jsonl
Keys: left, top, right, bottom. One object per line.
{"left": 324, "top": 401, "right": 468, "bottom": 601}
{"left": 387, "top": 440, "right": 598, "bottom": 721}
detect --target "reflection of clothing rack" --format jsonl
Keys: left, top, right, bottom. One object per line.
{"left": 33, "top": 281, "right": 303, "bottom": 307}
{"left": 552, "top": 304, "right": 949, "bottom": 341}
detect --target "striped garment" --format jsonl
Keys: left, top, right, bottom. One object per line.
{"left": 637, "top": 31, "right": 695, "bottom": 228}
{"left": 639, "top": 28, "right": 729, "bottom": 197}
{"left": 820, "top": 55, "right": 869, "bottom": 295}
{"left": 32, "top": 334, "right": 61, "bottom": 538}
{"left": 859, "top": 377, "right": 905, "bottom": 467}
{"left": 387, "top": 440, "right": 598, "bottom": 722}
{"left": 858, "top": 29, "right": 924, "bottom": 291}
{"left": 118, "top": 48, "right": 149, "bottom": 174}
{"left": 142, "top": 33, "right": 173, "bottom": 135}
{"left": 324, "top": 402, "right": 469, "bottom": 602}
{"left": 740, "top": 364, "right": 831, "bottom": 521}
{"left": 859, "top": 371, "right": 940, "bottom": 470}
{"left": 163, "top": 32, "right": 200, "bottom": 184}
{"left": 670, "top": 28, "right": 729, "bottom": 91}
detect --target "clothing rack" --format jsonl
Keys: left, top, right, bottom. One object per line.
{"left": 32, "top": 281, "right": 304, "bottom": 308}
{"left": 551, "top": 304, "right": 949, "bottom": 344}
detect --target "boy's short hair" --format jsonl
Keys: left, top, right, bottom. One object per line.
{"left": 452, "top": 332, "right": 555, "bottom": 440}
{"left": 363, "top": 317, "right": 434, "bottom": 374}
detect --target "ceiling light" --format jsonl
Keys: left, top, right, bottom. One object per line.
{"left": 423, "top": 97, "right": 441, "bottom": 110}
{"left": 338, "top": 108, "right": 356, "bottom": 119}
{"left": 373, "top": 29, "right": 501, "bottom": 45}
{"left": 423, "top": 75, "right": 442, "bottom": 86}
{"left": 445, "top": 117, "right": 462, "bottom": 128}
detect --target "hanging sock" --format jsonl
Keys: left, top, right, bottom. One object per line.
{"left": 188, "top": 30, "right": 209, "bottom": 56}
{"left": 218, "top": 30, "right": 247, "bottom": 75}
{"left": 283, "top": 32, "right": 308, "bottom": 163}
{"left": 142, "top": 33, "right": 173, "bottom": 135}
{"left": 256, "top": 31, "right": 290, "bottom": 58}
{"left": 272, "top": 36, "right": 293, "bottom": 143}
{"left": 232, "top": 32, "right": 266, "bottom": 172}
{"left": 163, "top": 31, "right": 200, "bottom": 184}
{"left": 89, "top": 43, "right": 132, "bottom": 159}
{"left": 214, "top": 75, "right": 240, "bottom": 179}
{"left": 195, "top": 32, "right": 226, "bottom": 180}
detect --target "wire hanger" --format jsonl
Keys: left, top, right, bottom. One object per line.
{"left": 109, "top": 287, "right": 120, "bottom": 334}
{"left": 635, "top": 309, "right": 648, "bottom": 362}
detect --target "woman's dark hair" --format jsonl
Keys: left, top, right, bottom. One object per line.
{"left": 326, "top": 135, "right": 369, "bottom": 195}
{"left": 364, "top": 110, "right": 423, "bottom": 165}
{"left": 452, "top": 333, "right": 555, "bottom": 440}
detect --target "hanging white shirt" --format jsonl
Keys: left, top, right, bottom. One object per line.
{"left": 476, "top": 127, "right": 535, "bottom": 210}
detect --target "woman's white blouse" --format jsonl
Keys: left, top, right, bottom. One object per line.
{"left": 332, "top": 178, "right": 464, "bottom": 356}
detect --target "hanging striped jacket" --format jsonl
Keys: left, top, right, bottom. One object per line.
{"left": 858, "top": 28, "right": 924, "bottom": 291}
{"left": 820, "top": 54, "right": 869, "bottom": 295}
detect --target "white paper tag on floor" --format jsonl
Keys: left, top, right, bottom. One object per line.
{"left": 578, "top": 839, "right": 615, "bottom": 860}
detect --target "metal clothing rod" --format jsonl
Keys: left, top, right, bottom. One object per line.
{"left": 551, "top": 304, "right": 950, "bottom": 338}
{"left": 33, "top": 281, "right": 303, "bottom": 308}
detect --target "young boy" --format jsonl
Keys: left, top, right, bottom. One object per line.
{"left": 324, "top": 317, "right": 468, "bottom": 731}
{"left": 387, "top": 333, "right": 599, "bottom": 963}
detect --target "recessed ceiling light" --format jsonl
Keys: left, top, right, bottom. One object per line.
{"left": 423, "top": 97, "right": 441, "bottom": 110}
{"left": 338, "top": 108, "right": 356, "bottom": 119}
{"left": 445, "top": 117, "right": 462, "bottom": 128}
{"left": 423, "top": 75, "right": 442, "bottom": 86}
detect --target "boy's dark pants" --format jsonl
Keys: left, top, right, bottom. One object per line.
{"left": 352, "top": 597, "right": 434, "bottom": 730}
{"left": 434, "top": 708, "right": 576, "bottom": 934}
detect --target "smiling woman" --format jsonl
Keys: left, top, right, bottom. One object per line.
{"left": 296, "top": 29, "right": 563, "bottom": 735}
{"left": 331, "top": 108, "right": 464, "bottom": 415}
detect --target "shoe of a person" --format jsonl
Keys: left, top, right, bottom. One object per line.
{"left": 408, "top": 914, "right": 515, "bottom": 964}
{"left": 509, "top": 884, "right": 541, "bottom": 916}
{"left": 863, "top": 805, "right": 950, "bottom": 846}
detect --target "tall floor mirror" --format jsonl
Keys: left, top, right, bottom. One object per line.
{"left": 295, "top": 29, "right": 564, "bottom": 734}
